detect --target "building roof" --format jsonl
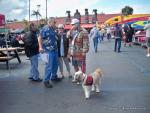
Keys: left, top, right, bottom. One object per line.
{"left": 6, "top": 13, "right": 121, "bottom": 30}
{"left": 6, "top": 22, "right": 25, "bottom": 30}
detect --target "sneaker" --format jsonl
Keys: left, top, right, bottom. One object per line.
{"left": 51, "top": 78, "right": 62, "bottom": 82}
{"left": 44, "top": 81, "right": 53, "bottom": 88}
{"left": 32, "top": 78, "right": 42, "bottom": 82}
{"left": 28, "top": 77, "right": 33, "bottom": 80}
{"left": 146, "top": 54, "right": 150, "bottom": 57}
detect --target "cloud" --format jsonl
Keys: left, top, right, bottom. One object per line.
{"left": 0, "top": 0, "right": 28, "bottom": 21}
{"left": 29, "top": 0, "right": 101, "bottom": 20}
{"left": 0, "top": 0, "right": 150, "bottom": 21}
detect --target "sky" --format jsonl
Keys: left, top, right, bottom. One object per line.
{"left": 0, "top": 0, "right": 150, "bottom": 21}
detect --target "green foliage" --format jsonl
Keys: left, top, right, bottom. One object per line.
{"left": 121, "top": 6, "right": 133, "bottom": 16}
{"left": 31, "top": 10, "right": 41, "bottom": 25}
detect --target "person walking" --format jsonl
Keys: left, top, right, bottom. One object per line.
{"left": 24, "top": 23, "right": 42, "bottom": 82}
{"left": 57, "top": 24, "right": 72, "bottom": 78}
{"left": 67, "top": 18, "right": 89, "bottom": 74}
{"left": 128, "top": 25, "right": 134, "bottom": 47}
{"left": 114, "top": 23, "right": 123, "bottom": 53}
{"left": 38, "top": 17, "right": 61, "bottom": 88}
{"left": 144, "top": 18, "right": 150, "bottom": 57}
{"left": 106, "top": 24, "right": 111, "bottom": 41}
{"left": 124, "top": 24, "right": 131, "bottom": 47}
{"left": 90, "top": 24, "right": 100, "bottom": 53}
{"left": 101, "top": 28, "right": 105, "bottom": 41}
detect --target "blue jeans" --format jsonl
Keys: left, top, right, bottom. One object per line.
{"left": 93, "top": 37, "right": 98, "bottom": 52}
{"left": 44, "top": 51, "right": 58, "bottom": 82}
{"left": 114, "top": 38, "right": 121, "bottom": 52}
{"left": 29, "top": 54, "right": 39, "bottom": 80}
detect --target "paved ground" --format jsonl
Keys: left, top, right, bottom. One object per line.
{"left": 0, "top": 38, "right": 150, "bottom": 113}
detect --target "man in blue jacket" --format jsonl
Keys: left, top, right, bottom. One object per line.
{"left": 38, "top": 17, "right": 61, "bottom": 88}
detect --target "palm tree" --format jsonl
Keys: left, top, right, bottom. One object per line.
{"left": 31, "top": 10, "right": 41, "bottom": 25}
{"left": 121, "top": 6, "right": 133, "bottom": 16}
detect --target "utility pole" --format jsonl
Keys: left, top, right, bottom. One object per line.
{"left": 29, "top": 0, "right": 30, "bottom": 22}
{"left": 46, "top": 0, "right": 47, "bottom": 21}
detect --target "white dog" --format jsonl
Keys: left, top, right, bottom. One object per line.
{"left": 73, "top": 68, "right": 103, "bottom": 99}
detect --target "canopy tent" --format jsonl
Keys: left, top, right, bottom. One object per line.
{"left": 127, "top": 21, "right": 148, "bottom": 30}
{"left": 0, "top": 14, "right": 5, "bottom": 26}
{"left": 0, "top": 28, "right": 9, "bottom": 34}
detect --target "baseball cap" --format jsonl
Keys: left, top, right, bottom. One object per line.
{"left": 71, "top": 18, "right": 80, "bottom": 25}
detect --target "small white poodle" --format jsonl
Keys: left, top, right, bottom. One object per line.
{"left": 73, "top": 68, "right": 103, "bottom": 99}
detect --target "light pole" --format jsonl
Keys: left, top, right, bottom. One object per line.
{"left": 29, "top": 0, "right": 30, "bottom": 22}
{"left": 46, "top": 0, "right": 47, "bottom": 21}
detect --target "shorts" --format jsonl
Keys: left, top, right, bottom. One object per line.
{"left": 125, "top": 36, "right": 132, "bottom": 43}
{"left": 147, "top": 37, "right": 150, "bottom": 47}
{"left": 72, "top": 58, "right": 82, "bottom": 67}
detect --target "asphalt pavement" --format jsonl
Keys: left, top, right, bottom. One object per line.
{"left": 0, "top": 38, "right": 150, "bottom": 113}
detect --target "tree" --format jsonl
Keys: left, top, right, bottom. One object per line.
{"left": 121, "top": 6, "right": 133, "bottom": 16}
{"left": 31, "top": 10, "right": 41, "bottom": 25}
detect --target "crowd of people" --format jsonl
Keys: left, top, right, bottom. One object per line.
{"left": 24, "top": 18, "right": 89, "bottom": 88}
{"left": 89, "top": 23, "right": 136, "bottom": 53}
{"left": 22, "top": 17, "right": 150, "bottom": 88}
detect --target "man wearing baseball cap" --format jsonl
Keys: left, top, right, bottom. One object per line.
{"left": 67, "top": 18, "right": 89, "bottom": 78}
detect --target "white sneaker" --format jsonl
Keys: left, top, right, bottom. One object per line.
{"left": 146, "top": 54, "right": 150, "bottom": 57}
